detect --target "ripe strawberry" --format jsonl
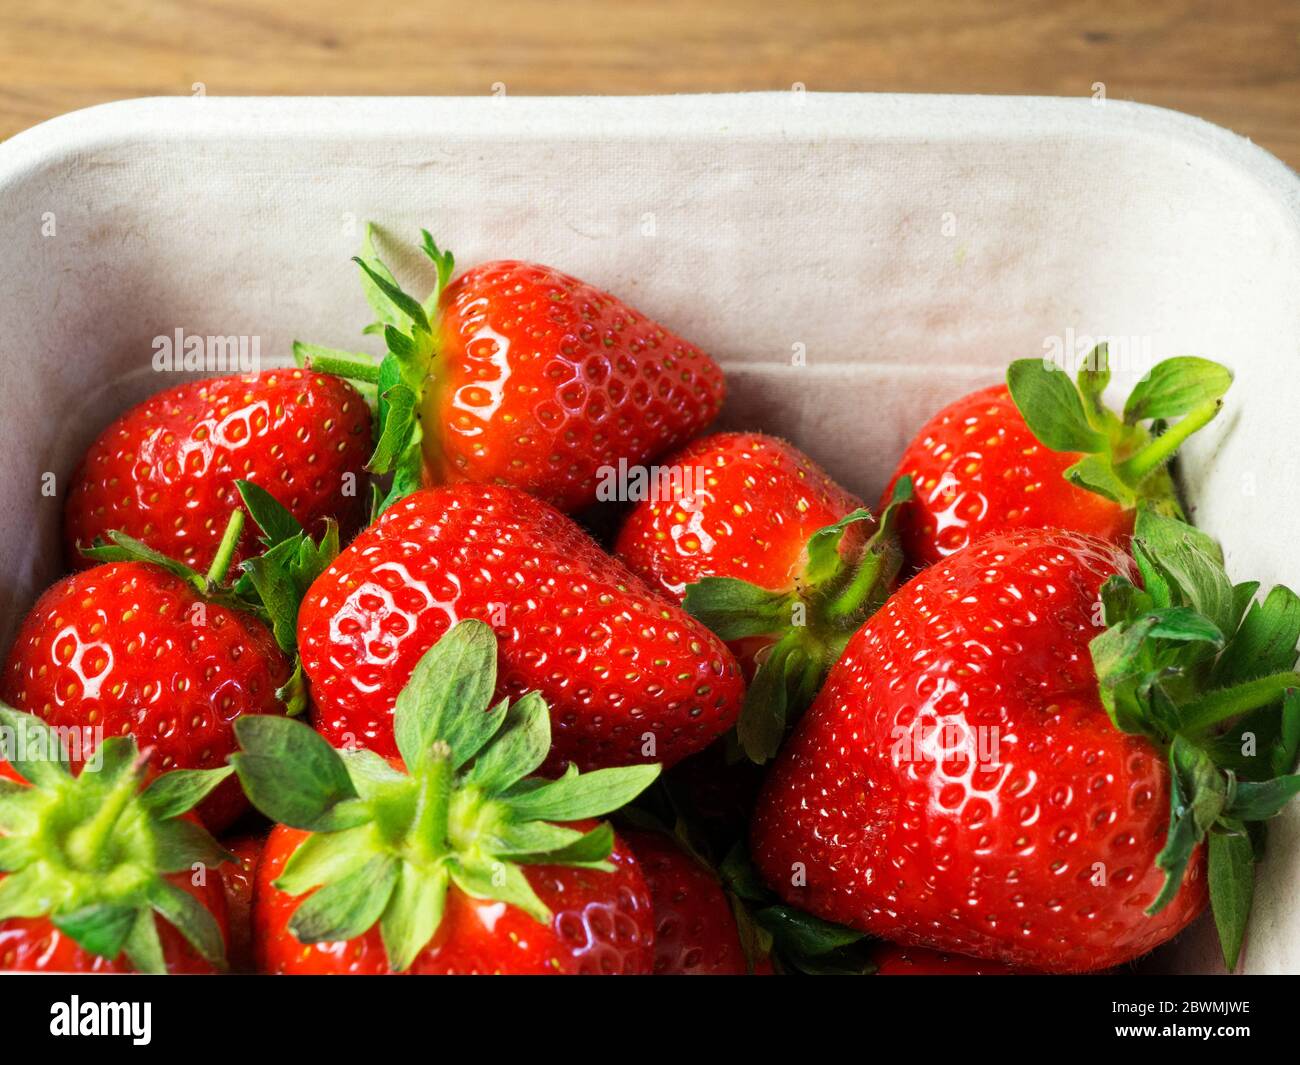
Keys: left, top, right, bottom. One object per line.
{"left": 871, "top": 943, "right": 1024, "bottom": 975}
{"left": 64, "top": 369, "right": 370, "bottom": 572}
{"left": 883, "top": 348, "right": 1231, "bottom": 567}
{"left": 233, "top": 620, "right": 660, "bottom": 974}
{"left": 297, "top": 483, "right": 745, "bottom": 772}
{"left": 4, "top": 494, "right": 338, "bottom": 830}
{"left": 751, "top": 518, "right": 1300, "bottom": 972}
{"left": 616, "top": 431, "right": 910, "bottom": 761}
{"left": 0, "top": 707, "right": 231, "bottom": 973}
{"left": 217, "top": 833, "right": 264, "bottom": 973}
{"left": 294, "top": 227, "right": 725, "bottom": 515}
{"left": 623, "top": 829, "right": 749, "bottom": 975}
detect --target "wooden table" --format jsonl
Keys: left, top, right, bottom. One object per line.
{"left": 2, "top": 0, "right": 1297, "bottom": 170}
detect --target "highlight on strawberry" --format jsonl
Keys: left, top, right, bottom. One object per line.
{"left": 231, "top": 619, "right": 664, "bottom": 975}
{"left": 883, "top": 345, "right": 1231, "bottom": 567}
{"left": 294, "top": 226, "right": 726, "bottom": 516}
{"left": 0, "top": 705, "right": 233, "bottom": 973}
{"left": 3, "top": 485, "right": 338, "bottom": 830}
{"left": 751, "top": 512, "right": 1300, "bottom": 973}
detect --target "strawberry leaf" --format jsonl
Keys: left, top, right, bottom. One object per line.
{"left": 1124, "top": 357, "right": 1233, "bottom": 423}
{"left": 231, "top": 716, "right": 368, "bottom": 831}
{"left": 736, "top": 635, "right": 802, "bottom": 764}
{"left": 1208, "top": 828, "right": 1254, "bottom": 971}
{"left": 380, "top": 863, "right": 449, "bottom": 972}
{"left": 684, "top": 579, "right": 797, "bottom": 641}
{"left": 501, "top": 762, "right": 662, "bottom": 822}
{"left": 393, "top": 619, "right": 500, "bottom": 771}
{"left": 1224, "top": 775, "right": 1300, "bottom": 820}
{"left": 138, "top": 765, "right": 235, "bottom": 820}
{"left": 52, "top": 903, "right": 138, "bottom": 961}
{"left": 463, "top": 691, "right": 550, "bottom": 793}
{"left": 1007, "top": 358, "right": 1110, "bottom": 453}
{"left": 237, "top": 479, "right": 304, "bottom": 548}
{"left": 289, "top": 854, "right": 400, "bottom": 944}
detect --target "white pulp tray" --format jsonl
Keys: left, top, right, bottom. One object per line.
{"left": 1, "top": 93, "right": 1297, "bottom": 973}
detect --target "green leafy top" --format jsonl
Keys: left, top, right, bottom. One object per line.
{"left": 81, "top": 482, "right": 338, "bottom": 715}
{"left": 294, "top": 225, "right": 455, "bottom": 518}
{"left": 1007, "top": 345, "right": 1231, "bottom": 514}
{"left": 684, "top": 476, "right": 913, "bottom": 764}
{"left": 1089, "top": 509, "right": 1300, "bottom": 969}
{"left": 0, "top": 704, "right": 233, "bottom": 972}
{"left": 230, "top": 619, "right": 661, "bottom": 971}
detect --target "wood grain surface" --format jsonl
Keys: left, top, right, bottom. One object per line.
{"left": 1, "top": 0, "right": 1297, "bottom": 169}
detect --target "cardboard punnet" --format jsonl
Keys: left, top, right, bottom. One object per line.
{"left": 1, "top": 93, "right": 1297, "bottom": 972}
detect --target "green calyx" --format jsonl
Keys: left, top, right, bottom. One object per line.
{"left": 1007, "top": 345, "right": 1231, "bottom": 515}
{"left": 684, "top": 476, "right": 913, "bottom": 764}
{"left": 294, "top": 224, "right": 455, "bottom": 519}
{"left": 1089, "top": 508, "right": 1300, "bottom": 969}
{"left": 81, "top": 482, "right": 338, "bottom": 715}
{"left": 230, "top": 619, "right": 661, "bottom": 972}
{"left": 0, "top": 704, "right": 232, "bottom": 972}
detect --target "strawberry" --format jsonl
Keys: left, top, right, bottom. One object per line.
{"left": 623, "top": 828, "right": 749, "bottom": 975}
{"left": 751, "top": 518, "right": 1300, "bottom": 972}
{"left": 232, "top": 620, "right": 660, "bottom": 974}
{"left": 64, "top": 369, "right": 370, "bottom": 573}
{"left": 0, "top": 707, "right": 232, "bottom": 973}
{"left": 871, "top": 943, "right": 1025, "bottom": 976}
{"left": 4, "top": 491, "right": 339, "bottom": 830}
{"left": 615, "top": 431, "right": 910, "bottom": 762}
{"left": 883, "top": 347, "right": 1231, "bottom": 567}
{"left": 217, "top": 832, "right": 264, "bottom": 973}
{"left": 294, "top": 227, "right": 725, "bottom": 515}
{"left": 297, "top": 483, "right": 745, "bottom": 772}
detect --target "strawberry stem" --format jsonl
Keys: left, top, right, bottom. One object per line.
{"left": 205, "top": 510, "right": 245, "bottom": 586}
{"left": 1115, "top": 399, "right": 1222, "bottom": 486}
{"left": 1180, "top": 672, "right": 1300, "bottom": 734}
{"left": 63, "top": 766, "right": 139, "bottom": 870}
{"left": 823, "top": 551, "right": 885, "bottom": 623}
{"left": 409, "top": 741, "right": 453, "bottom": 865}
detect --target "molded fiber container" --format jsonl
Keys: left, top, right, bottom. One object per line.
{"left": 1, "top": 93, "right": 1297, "bottom": 973}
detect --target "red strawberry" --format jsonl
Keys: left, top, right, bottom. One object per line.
{"left": 616, "top": 433, "right": 867, "bottom": 601}
{"left": 297, "top": 483, "right": 744, "bottom": 772}
{"left": 872, "top": 943, "right": 1025, "bottom": 976}
{"left": 254, "top": 822, "right": 652, "bottom": 975}
{"left": 218, "top": 833, "right": 265, "bottom": 973}
{"left": 0, "top": 709, "right": 232, "bottom": 973}
{"left": 615, "top": 431, "right": 910, "bottom": 761}
{"left": 64, "top": 369, "right": 370, "bottom": 572}
{"left": 883, "top": 349, "right": 1231, "bottom": 567}
{"left": 623, "top": 829, "right": 749, "bottom": 975}
{"left": 4, "top": 497, "right": 338, "bottom": 831}
{"left": 751, "top": 519, "right": 1300, "bottom": 973}
{"left": 233, "top": 620, "right": 660, "bottom": 975}
{"left": 294, "top": 228, "right": 725, "bottom": 515}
